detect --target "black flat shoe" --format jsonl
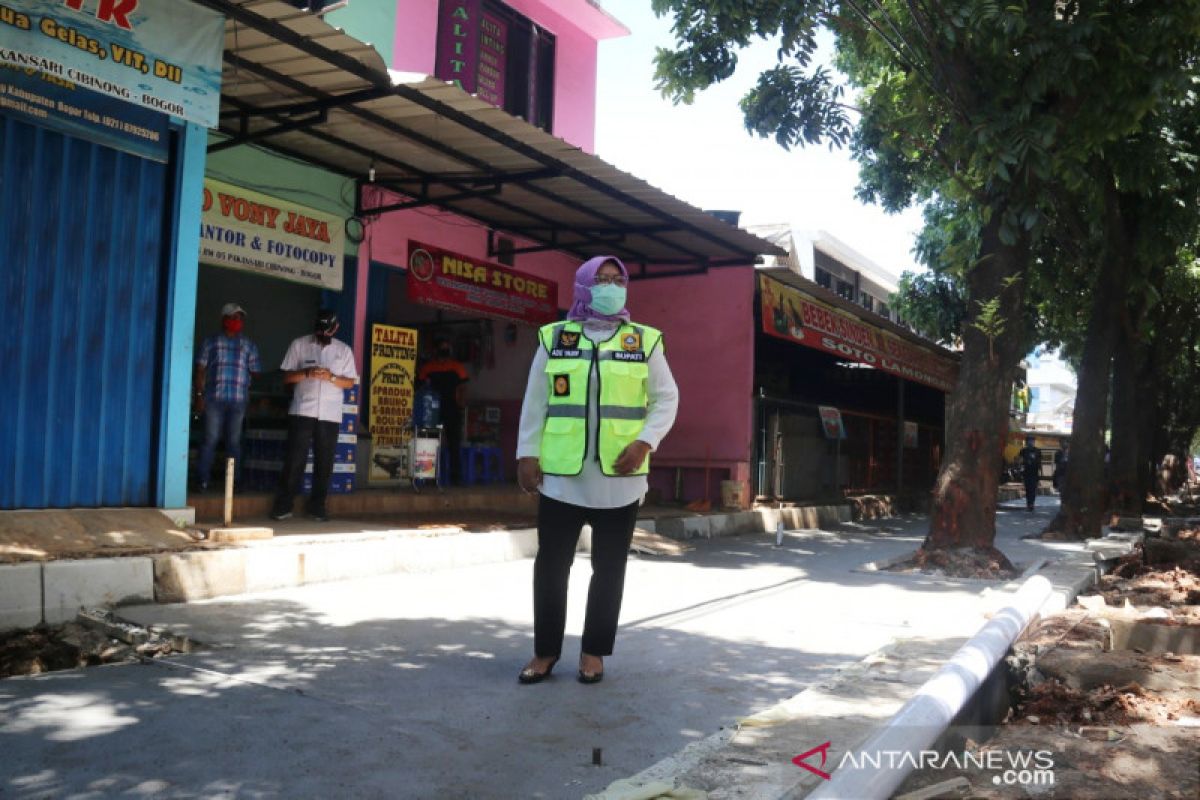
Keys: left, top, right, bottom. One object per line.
{"left": 577, "top": 655, "right": 604, "bottom": 684}
{"left": 518, "top": 656, "right": 559, "bottom": 684}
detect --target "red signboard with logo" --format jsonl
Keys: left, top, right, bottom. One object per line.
{"left": 759, "top": 274, "right": 959, "bottom": 393}
{"left": 406, "top": 241, "right": 558, "bottom": 325}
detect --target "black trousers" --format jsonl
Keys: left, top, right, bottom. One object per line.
{"left": 1024, "top": 476, "right": 1038, "bottom": 508}
{"left": 273, "top": 415, "right": 339, "bottom": 515}
{"left": 533, "top": 494, "right": 639, "bottom": 658}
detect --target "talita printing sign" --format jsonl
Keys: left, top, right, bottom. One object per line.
{"left": 0, "top": 0, "right": 224, "bottom": 127}
{"left": 200, "top": 179, "right": 346, "bottom": 291}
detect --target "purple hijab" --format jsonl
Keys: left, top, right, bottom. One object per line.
{"left": 566, "top": 256, "right": 630, "bottom": 322}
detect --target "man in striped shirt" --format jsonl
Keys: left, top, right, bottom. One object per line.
{"left": 193, "top": 303, "right": 261, "bottom": 491}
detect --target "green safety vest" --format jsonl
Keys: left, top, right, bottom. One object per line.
{"left": 537, "top": 320, "right": 664, "bottom": 477}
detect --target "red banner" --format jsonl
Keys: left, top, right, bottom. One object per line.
{"left": 406, "top": 241, "right": 558, "bottom": 325}
{"left": 759, "top": 274, "right": 959, "bottom": 393}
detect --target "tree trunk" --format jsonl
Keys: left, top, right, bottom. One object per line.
{"left": 924, "top": 210, "right": 1029, "bottom": 554}
{"left": 1044, "top": 176, "right": 1131, "bottom": 539}
{"left": 1108, "top": 331, "right": 1144, "bottom": 514}
{"left": 1135, "top": 336, "right": 1161, "bottom": 504}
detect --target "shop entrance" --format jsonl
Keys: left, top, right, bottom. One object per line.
{"left": 364, "top": 261, "right": 544, "bottom": 487}
{"left": 1, "top": 117, "right": 170, "bottom": 509}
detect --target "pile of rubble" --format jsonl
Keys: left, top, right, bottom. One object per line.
{"left": 1, "top": 608, "right": 195, "bottom": 679}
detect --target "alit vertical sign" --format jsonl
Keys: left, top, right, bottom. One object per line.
{"left": 434, "top": 0, "right": 480, "bottom": 94}
{"left": 0, "top": 0, "right": 224, "bottom": 127}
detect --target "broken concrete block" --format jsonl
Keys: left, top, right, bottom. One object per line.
{"left": 206, "top": 526, "right": 273, "bottom": 543}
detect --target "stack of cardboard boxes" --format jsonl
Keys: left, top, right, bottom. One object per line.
{"left": 242, "top": 385, "right": 359, "bottom": 495}
{"left": 302, "top": 384, "right": 358, "bottom": 495}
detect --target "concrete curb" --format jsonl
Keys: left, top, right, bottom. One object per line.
{"left": 594, "top": 527, "right": 1138, "bottom": 800}
{"left": 0, "top": 558, "right": 156, "bottom": 629}
{"left": 0, "top": 505, "right": 853, "bottom": 626}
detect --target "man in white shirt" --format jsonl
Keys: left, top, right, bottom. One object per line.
{"left": 270, "top": 310, "right": 358, "bottom": 522}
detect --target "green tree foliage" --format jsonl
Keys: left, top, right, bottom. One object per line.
{"left": 891, "top": 271, "right": 965, "bottom": 346}
{"left": 652, "top": 0, "right": 1200, "bottom": 551}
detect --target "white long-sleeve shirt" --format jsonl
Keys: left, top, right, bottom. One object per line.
{"left": 517, "top": 319, "right": 679, "bottom": 508}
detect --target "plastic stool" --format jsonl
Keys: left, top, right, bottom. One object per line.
{"left": 479, "top": 446, "right": 502, "bottom": 484}
{"left": 458, "top": 445, "right": 502, "bottom": 486}
{"left": 459, "top": 445, "right": 478, "bottom": 486}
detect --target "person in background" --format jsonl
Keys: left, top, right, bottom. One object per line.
{"left": 1052, "top": 442, "right": 1070, "bottom": 493}
{"left": 515, "top": 256, "right": 679, "bottom": 685}
{"left": 193, "top": 302, "right": 261, "bottom": 492}
{"left": 418, "top": 335, "right": 469, "bottom": 485}
{"left": 1019, "top": 435, "right": 1041, "bottom": 512}
{"left": 270, "top": 310, "right": 358, "bottom": 522}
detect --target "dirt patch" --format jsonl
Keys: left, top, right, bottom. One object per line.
{"left": 886, "top": 546, "right": 1021, "bottom": 580}
{"left": 895, "top": 540, "right": 1200, "bottom": 799}
{"left": 0, "top": 509, "right": 205, "bottom": 563}
{"left": 1, "top": 611, "right": 195, "bottom": 680}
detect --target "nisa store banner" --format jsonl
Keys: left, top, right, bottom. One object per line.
{"left": 0, "top": 0, "right": 223, "bottom": 127}
{"left": 200, "top": 179, "right": 347, "bottom": 291}
{"left": 0, "top": 64, "right": 167, "bottom": 160}
{"left": 407, "top": 240, "right": 558, "bottom": 325}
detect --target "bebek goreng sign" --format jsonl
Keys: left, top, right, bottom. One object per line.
{"left": 0, "top": 0, "right": 224, "bottom": 127}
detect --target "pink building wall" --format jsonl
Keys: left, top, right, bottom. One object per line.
{"left": 627, "top": 267, "right": 757, "bottom": 505}
{"left": 391, "top": 0, "right": 623, "bottom": 153}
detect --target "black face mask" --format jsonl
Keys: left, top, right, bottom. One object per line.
{"left": 316, "top": 324, "right": 337, "bottom": 344}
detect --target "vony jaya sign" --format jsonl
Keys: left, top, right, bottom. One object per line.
{"left": 200, "top": 179, "right": 346, "bottom": 291}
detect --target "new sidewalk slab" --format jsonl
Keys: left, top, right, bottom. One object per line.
{"left": 589, "top": 500, "right": 1137, "bottom": 800}
{"left": 0, "top": 505, "right": 851, "bottom": 629}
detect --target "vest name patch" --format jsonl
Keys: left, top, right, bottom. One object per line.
{"left": 549, "top": 348, "right": 583, "bottom": 359}
{"left": 611, "top": 351, "right": 646, "bottom": 362}
{"left": 553, "top": 374, "right": 571, "bottom": 396}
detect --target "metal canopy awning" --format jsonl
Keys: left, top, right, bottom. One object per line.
{"left": 195, "top": 0, "right": 785, "bottom": 275}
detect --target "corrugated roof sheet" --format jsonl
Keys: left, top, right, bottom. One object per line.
{"left": 202, "top": 0, "right": 784, "bottom": 270}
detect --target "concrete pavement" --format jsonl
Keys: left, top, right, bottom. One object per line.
{"left": 1, "top": 498, "right": 1083, "bottom": 799}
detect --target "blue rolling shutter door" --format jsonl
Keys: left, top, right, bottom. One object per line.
{"left": 0, "top": 116, "right": 168, "bottom": 508}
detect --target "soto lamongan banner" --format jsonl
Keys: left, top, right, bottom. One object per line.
{"left": 759, "top": 274, "right": 958, "bottom": 393}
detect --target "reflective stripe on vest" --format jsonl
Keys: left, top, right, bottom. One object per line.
{"left": 536, "top": 320, "right": 662, "bottom": 477}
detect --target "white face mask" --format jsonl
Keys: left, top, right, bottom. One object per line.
{"left": 590, "top": 283, "right": 626, "bottom": 315}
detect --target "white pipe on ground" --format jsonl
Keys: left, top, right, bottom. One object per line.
{"left": 806, "top": 575, "right": 1054, "bottom": 800}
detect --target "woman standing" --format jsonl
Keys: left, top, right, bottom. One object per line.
{"left": 516, "top": 256, "right": 679, "bottom": 684}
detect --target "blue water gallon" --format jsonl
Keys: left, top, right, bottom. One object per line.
{"left": 413, "top": 384, "right": 441, "bottom": 429}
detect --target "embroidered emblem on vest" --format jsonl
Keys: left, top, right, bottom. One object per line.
{"left": 558, "top": 330, "right": 580, "bottom": 348}
{"left": 621, "top": 331, "right": 641, "bottom": 352}
{"left": 553, "top": 375, "right": 571, "bottom": 396}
